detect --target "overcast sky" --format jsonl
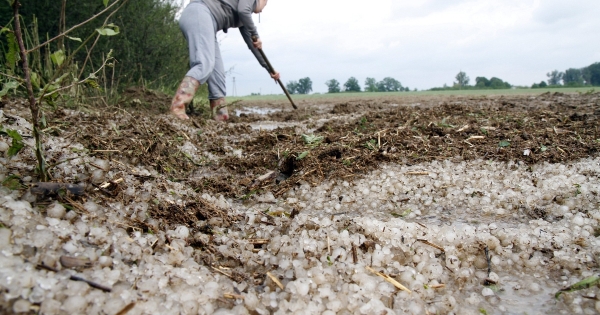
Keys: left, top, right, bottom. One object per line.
{"left": 180, "top": 0, "right": 600, "bottom": 96}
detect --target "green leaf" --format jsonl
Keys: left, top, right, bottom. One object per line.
{"left": 50, "top": 50, "right": 65, "bottom": 66}
{"left": 555, "top": 275, "right": 600, "bottom": 299}
{"left": 2, "top": 174, "right": 22, "bottom": 190}
{"left": 66, "top": 35, "right": 82, "bottom": 42}
{"left": 30, "top": 72, "right": 40, "bottom": 90}
{"left": 96, "top": 24, "right": 120, "bottom": 36}
{"left": 5, "top": 32, "right": 18, "bottom": 71}
{"left": 40, "top": 114, "right": 47, "bottom": 129}
{"left": 540, "top": 144, "right": 548, "bottom": 152}
{"left": 301, "top": 134, "right": 323, "bottom": 145}
{"left": 85, "top": 79, "right": 101, "bottom": 90}
{"left": 103, "top": 0, "right": 109, "bottom": 7}
{"left": 391, "top": 209, "right": 412, "bottom": 218}
{"left": 364, "top": 139, "right": 377, "bottom": 150}
{"left": 5, "top": 129, "right": 24, "bottom": 157}
{"left": 296, "top": 151, "right": 309, "bottom": 160}
{"left": 0, "top": 81, "right": 18, "bottom": 97}
{"left": 499, "top": 140, "right": 510, "bottom": 147}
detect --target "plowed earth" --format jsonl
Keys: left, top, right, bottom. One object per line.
{"left": 4, "top": 91, "right": 600, "bottom": 234}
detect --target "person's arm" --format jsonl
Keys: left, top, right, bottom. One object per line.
{"left": 237, "top": 0, "right": 258, "bottom": 38}
{"left": 240, "top": 26, "right": 268, "bottom": 70}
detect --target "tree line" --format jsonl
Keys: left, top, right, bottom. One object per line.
{"left": 285, "top": 76, "right": 409, "bottom": 95}
{"left": 429, "top": 71, "right": 512, "bottom": 91}
{"left": 533, "top": 62, "right": 600, "bottom": 88}
{"left": 326, "top": 77, "right": 409, "bottom": 93}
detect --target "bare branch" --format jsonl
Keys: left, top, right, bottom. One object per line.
{"left": 78, "top": 0, "right": 128, "bottom": 80}
{"left": 27, "top": 0, "right": 122, "bottom": 53}
{"left": 41, "top": 54, "right": 115, "bottom": 98}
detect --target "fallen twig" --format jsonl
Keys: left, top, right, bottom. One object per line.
{"left": 466, "top": 136, "right": 485, "bottom": 141}
{"left": 115, "top": 303, "right": 136, "bottom": 315}
{"left": 37, "top": 263, "right": 111, "bottom": 292}
{"left": 224, "top": 293, "right": 245, "bottom": 300}
{"left": 456, "top": 125, "right": 469, "bottom": 132}
{"left": 366, "top": 266, "right": 411, "bottom": 293}
{"left": 417, "top": 239, "right": 445, "bottom": 252}
{"left": 485, "top": 246, "right": 491, "bottom": 277}
{"left": 247, "top": 239, "right": 269, "bottom": 245}
{"left": 211, "top": 266, "right": 233, "bottom": 279}
{"left": 266, "top": 271, "right": 284, "bottom": 290}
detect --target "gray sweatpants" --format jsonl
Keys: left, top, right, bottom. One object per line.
{"left": 179, "top": 1, "right": 226, "bottom": 100}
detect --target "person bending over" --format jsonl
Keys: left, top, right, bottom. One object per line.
{"left": 171, "top": 0, "right": 280, "bottom": 121}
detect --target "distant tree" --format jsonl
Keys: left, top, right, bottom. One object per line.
{"left": 344, "top": 77, "right": 361, "bottom": 92}
{"left": 475, "top": 77, "right": 490, "bottom": 88}
{"left": 584, "top": 62, "right": 600, "bottom": 86}
{"left": 364, "top": 77, "right": 377, "bottom": 92}
{"left": 563, "top": 68, "right": 584, "bottom": 86}
{"left": 286, "top": 81, "right": 299, "bottom": 94}
{"left": 474, "top": 76, "right": 510, "bottom": 89}
{"left": 489, "top": 77, "right": 511, "bottom": 89}
{"left": 455, "top": 71, "right": 470, "bottom": 88}
{"left": 547, "top": 70, "right": 564, "bottom": 86}
{"left": 325, "top": 79, "right": 341, "bottom": 93}
{"left": 296, "top": 77, "right": 313, "bottom": 94}
{"left": 376, "top": 77, "right": 402, "bottom": 92}
{"left": 539, "top": 81, "right": 548, "bottom": 88}
{"left": 531, "top": 83, "right": 539, "bottom": 89}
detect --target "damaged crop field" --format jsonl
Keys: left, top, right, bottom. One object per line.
{"left": 1, "top": 90, "right": 600, "bottom": 314}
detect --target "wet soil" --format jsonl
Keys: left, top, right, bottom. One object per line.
{"left": 5, "top": 90, "right": 600, "bottom": 231}
{"left": 51, "top": 93, "right": 600, "bottom": 189}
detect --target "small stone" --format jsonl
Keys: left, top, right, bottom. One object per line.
{"left": 13, "top": 299, "right": 30, "bottom": 313}
{"left": 482, "top": 288, "right": 494, "bottom": 296}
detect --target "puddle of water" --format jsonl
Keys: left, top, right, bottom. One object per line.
{"left": 235, "top": 107, "right": 281, "bottom": 116}
{"left": 249, "top": 122, "right": 301, "bottom": 131}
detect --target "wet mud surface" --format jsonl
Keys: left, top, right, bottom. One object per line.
{"left": 5, "top": 91, "right": 598, "bottom": 234}
{"left": 58, "top": 92, "right": 600, "bottom": 200}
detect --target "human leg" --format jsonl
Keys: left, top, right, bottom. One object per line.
{"left": 170, "top": 76, "right": 200, "bottom": 119}
{"left": 209, "top": 98, "right": 228, "bottom": 121}
{"left": 208, "top": 38, "right": 228, "bottom": 121}
{"left": 170, "top": 2, "right": 217, "bottom": 119}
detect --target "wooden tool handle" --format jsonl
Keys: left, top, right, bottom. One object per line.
{"left": 251, "top": 36, "right": 297, "bottom": 109}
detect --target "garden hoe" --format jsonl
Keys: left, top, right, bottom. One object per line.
{"left": 252, "top": 36, "right": 298, "bottom": 110}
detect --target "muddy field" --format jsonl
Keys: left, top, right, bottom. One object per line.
{"left": 1, "top": 91, "right": 600, "bottom": 314}
{"left": 54, "top": 91, "right": 600, "bottom": 200}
